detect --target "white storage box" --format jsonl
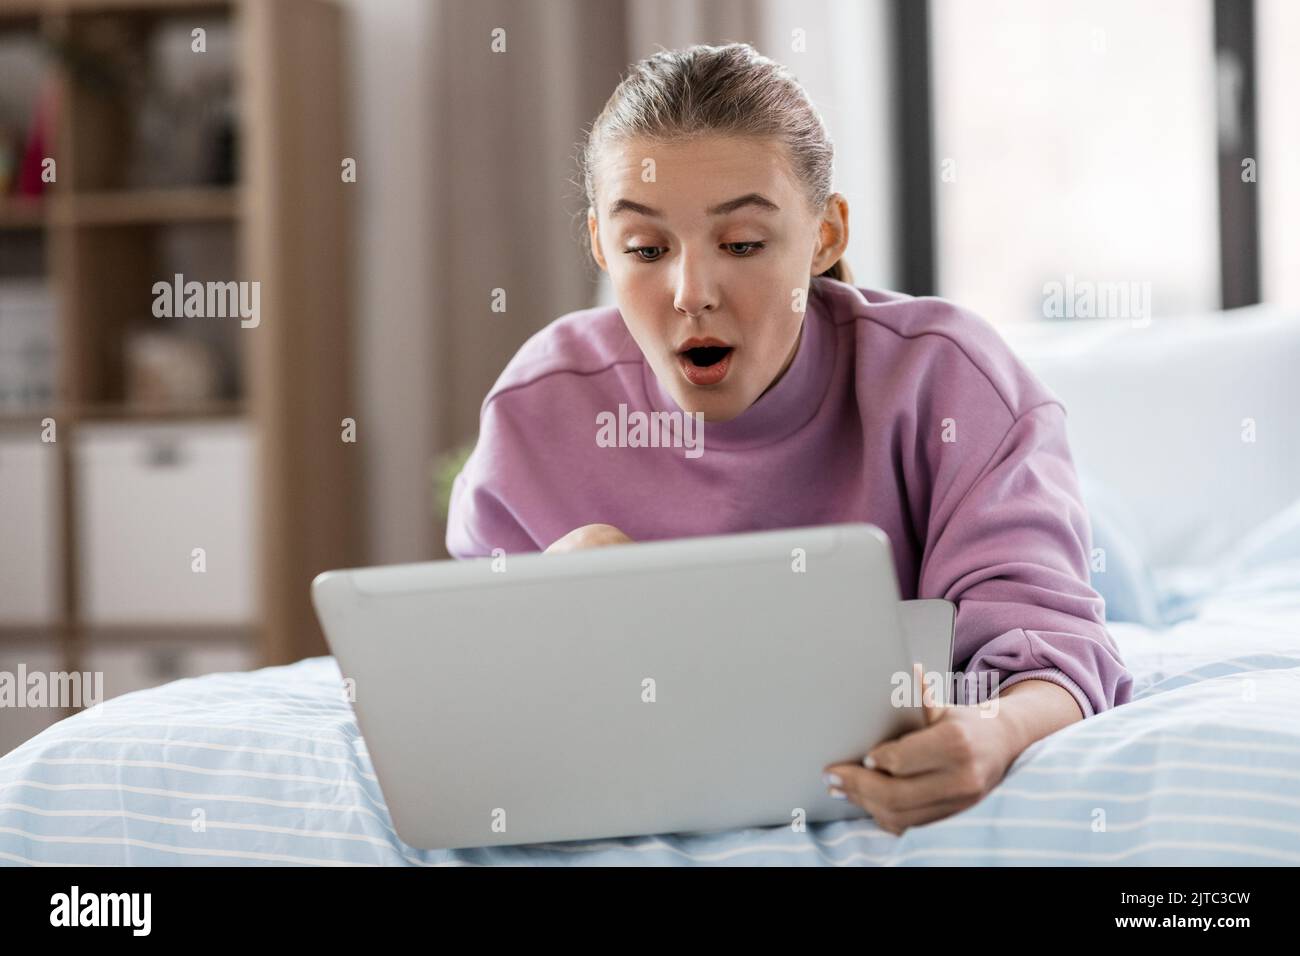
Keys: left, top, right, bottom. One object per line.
{"left": 75, "top": 422, "right": 257, "bottom": 624}
{"left": 0, "top": 431, "right": 62, "bottom": 624}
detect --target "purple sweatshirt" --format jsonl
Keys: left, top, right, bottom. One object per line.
{"left": 447, "top": 276, "right": 1133, "bottom": 717}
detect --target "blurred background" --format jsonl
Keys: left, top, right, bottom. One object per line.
{"left": 0, "top": 0, "right": 1296, "bottom": 752}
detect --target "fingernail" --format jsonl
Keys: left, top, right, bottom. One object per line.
{"left": 862, "top": 755, "right": 877, "bottom": 770}
{"left": 822, "top": 772, "right": 842, "bottom": 787}
{"left": 828, "top": 787, "right": 847, "bottom": 800}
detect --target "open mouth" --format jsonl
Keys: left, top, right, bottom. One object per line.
{"left": 675, "top": 339, "right": 735, "bottom": 386}
{"left": 682, "top": 345, "right": 733, "bottom": 368}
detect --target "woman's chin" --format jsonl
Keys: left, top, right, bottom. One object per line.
{"left": 669, "top": 388, "right": 749, "bottom": 423}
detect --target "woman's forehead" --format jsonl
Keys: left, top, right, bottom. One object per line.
{"left": 596, "top": 136, "right": 799, "bottom": 214}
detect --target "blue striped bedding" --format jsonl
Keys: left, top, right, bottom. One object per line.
{"left": 3, "top": 560, "right": 1299, "bottom": 866}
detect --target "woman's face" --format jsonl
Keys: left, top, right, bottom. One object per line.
{"left": 588, "top": 135, "right": 849, "bottom": 422}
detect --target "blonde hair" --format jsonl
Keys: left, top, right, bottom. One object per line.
{"left": 578, "top": 42, "right": 853, "bottom": 284}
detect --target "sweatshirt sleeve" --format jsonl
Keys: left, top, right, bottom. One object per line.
{"left": 916, "top": 400, "right": 1133, "bottom": 717}
{"left": 445, "top": 395, "right": 545, "bottom": 559}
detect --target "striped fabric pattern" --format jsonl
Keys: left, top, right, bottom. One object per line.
{"left": 3, "top": 566, "right": 1298, "bottom": 866}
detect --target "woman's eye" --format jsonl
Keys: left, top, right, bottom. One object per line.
{"left": 622, "top": 242, "right": 764, "bottom": 263}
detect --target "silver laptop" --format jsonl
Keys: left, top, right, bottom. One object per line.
{"left": 312, "top": 523, "right": 955, "bottom": 850}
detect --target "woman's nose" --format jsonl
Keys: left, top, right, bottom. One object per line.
{"left": 672, "top": 251, "right": 718, "bottom": 317}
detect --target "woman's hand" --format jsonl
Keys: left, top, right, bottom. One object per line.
{"left": 822, "top": 662, "right": 1022, "bottom": 835}
{"left": 543, "top": 523, "right": 634, "bottom": 554}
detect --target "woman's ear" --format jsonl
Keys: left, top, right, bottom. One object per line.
{"left": 587, "top": 207, "right": 608, "bottom": 271}
{"left": 810, "top": 192, "right": 849, "bottom": 275}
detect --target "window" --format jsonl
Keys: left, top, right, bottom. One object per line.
{"left": 929, "top": 0, "right": 1220, "bottom": 324}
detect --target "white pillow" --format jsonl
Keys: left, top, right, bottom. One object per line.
{"left": 1004, "top": 305, "right": 1300, "bottom": 570}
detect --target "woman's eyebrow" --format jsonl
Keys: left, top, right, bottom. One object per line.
{"left": 607, "top": 192, "right": 781, "bottom": 219}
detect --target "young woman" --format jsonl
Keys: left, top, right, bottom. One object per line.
{"left": 446, "top": 42, "right": 1132, "bottom": 835}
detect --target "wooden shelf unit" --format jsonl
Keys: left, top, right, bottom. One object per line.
{"left": 0, "top": 0, "right": 360, "bottom": 684}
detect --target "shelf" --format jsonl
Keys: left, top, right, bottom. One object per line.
{"left": 54, "top": 187, "right": 241, "bottom": 226}
{"left": 76, "top": 623, "right": 257, "bottom": 643}
{"left": 68, "top": 0, "right": 233, "bottom": 11}
{"left": 1, "top": 623, "right": 255, "bottom": 642}
{"left": 0, "top": 1, "right": 43, "bottom": 23}
{"left": 0, "top": 408, "right": 63, "bottom": 425}
{"left": 0, "top": 0, "right": 234, "bottom": 14}
{"left": 0, "top": 624, "right": 67, "bottom": 641}
{"left": 3, "top": 189, "right": 241, "bottom": 229}
{"left": 1, "top": 402, "right": 246, "bottom": 425}
{"left": 0, "top": 0, "right": 355, "bottom": 684}
{"left": 0, "top": 198, "right": 46, "bottom": 230}
{"left": 74, "top": 399, "right": 247, "bottom": 420}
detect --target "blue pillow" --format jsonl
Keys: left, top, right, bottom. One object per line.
{"left": 1078, "top": 474, "right": 1165, "bottom": 628}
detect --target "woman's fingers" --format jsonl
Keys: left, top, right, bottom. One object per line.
{"left": 860, "top": 722, "right": 954, "bottom": 777}
{"left": 544, "top": 523, "right": 633, "bottom": 553}
{"left": 828, "top": 762, "right": 981, "bottom": 834}
{"left": 915, "top": 660, "right": 944, "bottom": 725}
{"left": 827, "top": 760, "right": 955, "bottom": 811}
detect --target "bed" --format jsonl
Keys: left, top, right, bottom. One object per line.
{"left": 2, "top": 548, "right": 1299, "bottom": 866}
{"left": 3, "top": 304, "right": 1298, "bottom": 866}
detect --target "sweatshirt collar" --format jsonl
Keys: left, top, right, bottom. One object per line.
{"left": 639, "top": 278, "right": 837, "bottom": 451}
